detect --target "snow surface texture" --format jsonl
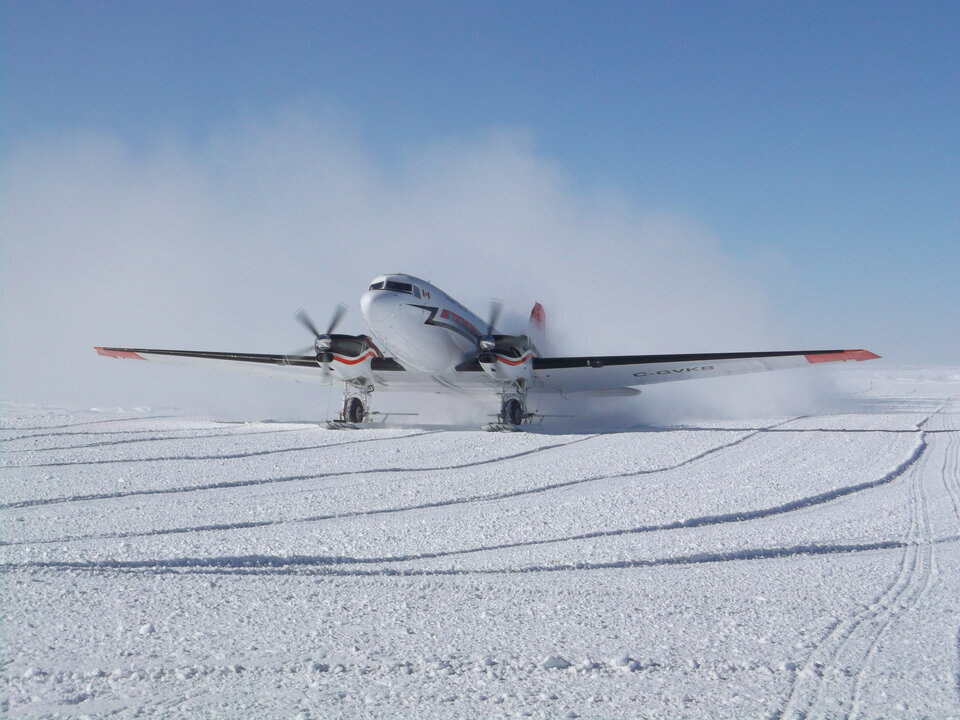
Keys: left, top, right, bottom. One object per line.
{"left": 3, "top": 367, "right": 960, "bottom": 719}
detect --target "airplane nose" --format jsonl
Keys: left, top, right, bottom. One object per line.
{"left": 360, "top": 290, "right": 396, "bottom": 326}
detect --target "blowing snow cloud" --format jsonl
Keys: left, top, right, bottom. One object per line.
{"left": 1, "top": 110, "right": 818, "bottom": 422}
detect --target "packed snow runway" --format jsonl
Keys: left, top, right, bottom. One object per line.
{"left": 3, "top": 368, "right": 960, "bottom": 718}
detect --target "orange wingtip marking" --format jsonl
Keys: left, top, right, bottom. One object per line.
{"left": 806, "top": 349, "right": 881, "bottom": 364}
{"left": 95, "top": 347, "right": 146, "bottom": 360}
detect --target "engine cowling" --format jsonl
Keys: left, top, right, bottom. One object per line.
{"left": 478, "top": 334, "right": 535, "bottom": 383}
{"left": 318, "top": 334, "right": 382, "bottom": 382}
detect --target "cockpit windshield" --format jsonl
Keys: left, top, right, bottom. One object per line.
{"left": 385, "top": 281, "right": 413, "bottom": 294}
{"left": 369, "top": 279, "right": 421, "bottom": 297}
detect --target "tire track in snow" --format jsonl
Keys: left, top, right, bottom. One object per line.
{"left": 0, "top": 415, "right": 178, "bottom": 432}
{"left": 9, "top": 427, "right": 927, "bottom": 562}
{"left": 3, "top": 424, "right": 237, "bottom": 442}
{"left": 651, "top": 427, "right": 952, "bottom": 435}
{"left": 2, "top": 430, "right": 443, "bottom": 469}
{"left": 12, "top": 537, "right": 960, "bottom": 577}
{"left": 5, "top": 417, "right": 823, "bottom": 469}
{"left": 955, "top": 627, "right": 960, "bottom": 704}
{"left": 0, "top": 433, "right": 588, "bottom": 513}
{"left": 2, "top": 427, "right": 310, "bottom": 452}
{"left": 7, "top": 418, "right": 923, "bottom": 553}
{"left": 779, "top": 411, "right": 940, "bottom": 720}
{"left": 3, "top": 420, "right": 800, "bottom": 543}
{"left": 848, "top": 428, "right": 940, "bottom": 718}
{"left": 938, "top": 404, "right": 960, "bottom": 527}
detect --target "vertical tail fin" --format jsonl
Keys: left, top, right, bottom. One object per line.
{"left": 529, "top": 302, "right": 546, "bottom": 356}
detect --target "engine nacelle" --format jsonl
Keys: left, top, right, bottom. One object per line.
{"left": 478, "top": 334, "right": 535, "bottom": 384}
{"left": 320, "top": 335, "right": 382, "bottom": 382}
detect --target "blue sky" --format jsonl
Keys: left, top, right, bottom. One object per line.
{"left": 2, "top": 0, "right": 959, "bottom": 389}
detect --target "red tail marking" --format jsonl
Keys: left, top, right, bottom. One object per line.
{"left": 530, "top": 302, "right": 545, "bottom": 328}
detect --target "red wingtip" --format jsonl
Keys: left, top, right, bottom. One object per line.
{"left": 95, "top": 347, "right": 146, "bottom": 360}
{"left": 806, "top": 349, "right": 881, "bottom": 364}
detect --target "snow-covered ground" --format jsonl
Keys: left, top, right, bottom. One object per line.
{"left": 3, "top": 367, "right": 960, "bottom": 718}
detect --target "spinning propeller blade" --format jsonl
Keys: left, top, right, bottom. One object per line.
{"left": 295, "top": 303, "right": 349, "bottom": 377}
{"left": 295, "top": 309, "right": 323, "bottom": 339}
{"left": 326, "top": 303, "right": 347, "bottom": 335}
{"left": 486, "top": 299, "right": 503, "bottom": 336}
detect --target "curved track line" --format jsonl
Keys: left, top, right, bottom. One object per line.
{"left": 848, "top": 436, "right": 938, "bottom": 718}
{"left": 3, "top": 421, "right": 798, "bottom": 543}
{"left": 4, "top": 430, "right": 443, "bottom": 469}
{"left": 779, "top": 410, "right": 940, "bottom": 719}
{"left": 7, "top": 420, "right": 925, "bottom": 552}
{"left": 651, "top": 427, "right": 951, "bottom": 435}
{"left": 0, "top": 539, "right": 922, "bottom": 576}
{"left": 2, "top": 427, "right": 310, "bottom": 452}
{"left": 2, "top": 424, "right": 255, "bottom": 442}
{"left": 939, "top": 407, "right": 960, "bottom": 526}
{"left": 0, "top": 415, "right": 178, "bottom": 432}
{"left": 0, "top": 433, "right": 589, "bottom": 512}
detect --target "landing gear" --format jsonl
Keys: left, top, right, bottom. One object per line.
{"left": 344, "top": 396, "right": 365, "bottom": 424}
{"left": 482, "top": 382, "right": 531, "bottom": 432}
{"left": 327, "top": 381, "right": 374, "bottom": 429}
{"left": 503, "top": 397, "right": 524, "bottom": 426}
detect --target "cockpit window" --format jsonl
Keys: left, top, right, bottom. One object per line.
{"left": 384, "top": 281, "right": 413, "bottom": 294}
{"left": 368, "top": 281, "right": 385, "bottom": 290}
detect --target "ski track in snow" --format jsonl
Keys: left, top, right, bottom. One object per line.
{"left": 4, "top": 538, "right": 941, "bottom": 576}
{"left": 2, "top": 419, "right": 795, "bottom": 545}
{"left": 2, "top": 425, "right": 929, "bottom": 560}
{"left": 0, "top": 414, "right": 180, "bottom": 432}
{"left": 1, "top": 429, "right": 446, "bottom": 470}
{"left": 0, "top": 431, "right": 585, "bottom": 513}
{"left": 3, "top": 370, "right": 960, "bottom": 719}
{"left": 779, "top": 410, "right": 940, "bottom": 719}
{"left": 0, "top": 426, "right": 311, "bottom": 452}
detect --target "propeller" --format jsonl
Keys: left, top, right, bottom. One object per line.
{"left": 478, "top": 299, "right": 503, "bottom": 352}
{"left": 295, "top": 303, "right": 348, "bottom": 373}
{"left": 296, "top": 303, "right": 346, "bottom": 341}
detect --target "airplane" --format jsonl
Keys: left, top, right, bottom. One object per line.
{"left": 95, "top": 272, "right": 880, "bottom": 430}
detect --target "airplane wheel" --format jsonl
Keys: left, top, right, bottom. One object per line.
{"left": 345, "top": 397, "right": 365, "bottom": 424}
{"left": 503, "top": 398, "right": 523, "bottom": 426}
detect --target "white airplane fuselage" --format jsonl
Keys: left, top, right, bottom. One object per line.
{"left": 360, "top": 273, "right": 490, "bottom": 373}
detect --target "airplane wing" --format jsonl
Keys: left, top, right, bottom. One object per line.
{"left": 95, "top": 346, "right": 879, "bottom": 394}
{"left": 93, "top": 346, "right": 493, "bottom": 391}
{"left": 527, "top": 349, "right": 880, "bottom": 393}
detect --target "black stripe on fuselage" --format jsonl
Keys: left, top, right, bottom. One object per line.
{"left": 408, "top": 304, "right": 479, "bottom": 343}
